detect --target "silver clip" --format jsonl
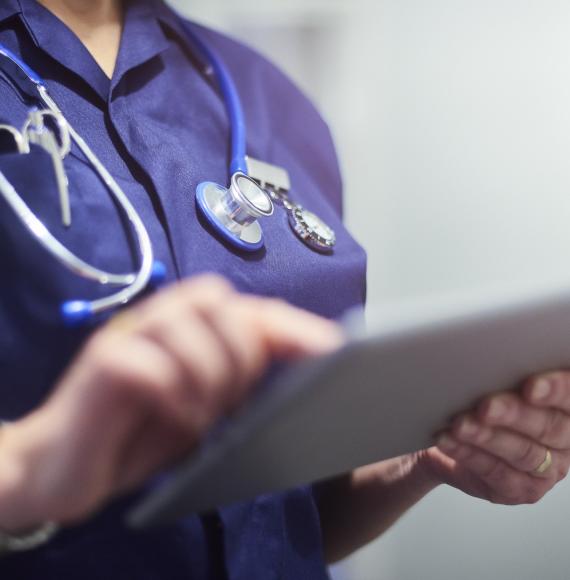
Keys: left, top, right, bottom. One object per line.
{"left": 245, "top": 157, "right": 291, "bottom": 193}
{"left": 23, "top": 109, "right": 72, "bottom": 227}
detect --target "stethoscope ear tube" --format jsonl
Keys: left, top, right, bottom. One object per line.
{"left": 53, "top": 103, "right": 157, "bottom": 324}
{"left": 61, "top": 260, "right": 167, "bottom": 327}
{"left": 182, "top": 25, "right": 247, "bottom": 177}
{"left": 0, "top": 43, "right": 169, "bottom": 326}
{"left": 0, "top": 45, "right": 44, "bottom": 87}
{"left": 0, "top": 170, "right": 135, "bottom": 286}
{"left": 0, "top": 166, "right": 168, "bottom": 326}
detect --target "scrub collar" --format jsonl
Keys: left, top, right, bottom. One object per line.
{"left": 0, "top": 0, "right": 184, "bottom": 102}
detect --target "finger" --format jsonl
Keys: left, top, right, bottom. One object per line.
{"left": 523, "top": 372, "right": 570, "bottom": 413}
{"left": 120, "top": 277, "right": 244, "bottom": 420}
{"left": 105, "top": 278, "right": 344, "bottom": 414}
{"left": 111, "top": 276, "right": 343, "bottom": 367}
{"left": 104, "top": 275, "right": 234, "bottom": 336}
{"left": 140, "top": 276, "right": 257, "bottom": 394}
{"left": 243, "top": 297, "right": 345, "bottom": 360}
{"left": 80, "top": 336, "right": 204, "bottom": 430}
{"left": 137, "top": 309, "right": 237, "bottom": 419}
{"left": 436, "top": 435, "right": 554, "bottom": 504}
{"left": 452, "top": 417, "right": 555, "bottom": 477}
{"left": 197, "top": 300, "right": 266, "bottom": 406}
{"left": 107, "top": 274, "right": 235, "bottom": 340}
{"left": 477, "top": 392, "right": 570, "bottom": 450}
{"left": 143, "top": 274, "right": 234, "bottom": 315}
{"left": 185, "top": 296, "right": 344, "bottom": 411}
{"left": 35, "top": 336, "right": 193, "bottom": 519}
{"left": 143, "top": 291, "right": 264, "bottom": 411}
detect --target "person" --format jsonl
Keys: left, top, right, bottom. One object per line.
{"left": 0, "top": 0, "right": 569, "bottom": 578}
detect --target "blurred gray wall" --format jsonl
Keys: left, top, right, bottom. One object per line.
{"left": 170, "top": 1, "right": 570, "bottom": 578}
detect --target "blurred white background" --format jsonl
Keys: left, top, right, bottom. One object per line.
{"left": 170, "top": 1, "right": 570, "bottom": 578}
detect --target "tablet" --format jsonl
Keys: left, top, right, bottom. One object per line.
{"left": 128, "top": 278, "right": 570, "bottom": 528}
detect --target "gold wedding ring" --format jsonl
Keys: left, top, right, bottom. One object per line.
{"left": 534, "top": 448, "right": 553, "bottom": 475}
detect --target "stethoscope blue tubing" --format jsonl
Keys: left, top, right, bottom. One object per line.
{"left": 182, "top": 24, "right": 248, "bottom": 177}
{"left": 0, "top": 44, "right": 45, "bottom": 88}
{"left": 0, "top": 27, "right": 250, "bottom": 177}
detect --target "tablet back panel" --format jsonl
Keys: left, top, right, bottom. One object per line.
{"left": 129, "top": 281, "right": 570, "bottom": 528}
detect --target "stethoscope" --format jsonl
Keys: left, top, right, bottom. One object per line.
{"left": 0, "top": 25, "right": 336, "bottom": 326}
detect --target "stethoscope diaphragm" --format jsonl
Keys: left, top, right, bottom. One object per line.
{"left": 196, "top": 172, "right": 274, "bottom": 252}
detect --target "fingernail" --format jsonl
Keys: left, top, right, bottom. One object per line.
{"left": 458, "top": 419, "right": 479, "bottom": 439}
{"left": 532, "top": 379, "right": 551, "bottom": 401}
{"left": 437, "top": 434, "right": 458, "bottom": 452}
{"left": 313, "top": 325, "right": 346, "bottom": 353}
{"left": 487, "top": 399, "right": 506, "bottom": 420}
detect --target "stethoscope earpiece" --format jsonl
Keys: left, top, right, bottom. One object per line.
{"left": 61, "top": 300, "right": 93, "bottom": 327}
{"left": 61, "top": 260, "right": 168, "bottom": 327}
{"left": 149, "top": 260, "right": 168, "bottom": 288}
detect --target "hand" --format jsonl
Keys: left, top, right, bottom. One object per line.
{"left": 319, "top": 372, "right": 570, "bottom": 562}
{"left": 421, "top": 371, "right": 570, "bottom": 505}
{"left": 0, "top": 275, "right": 344, "bottom": 532}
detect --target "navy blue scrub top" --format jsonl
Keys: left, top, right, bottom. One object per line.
{"left": 0, "top": 0, "right": 367, "bottom": 578}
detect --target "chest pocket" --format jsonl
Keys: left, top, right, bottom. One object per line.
{"left": 0, "top": 144, "right": 138, "bottom": 310}
{"left": 0, "top": 146, "right": 143, "bottom": 416}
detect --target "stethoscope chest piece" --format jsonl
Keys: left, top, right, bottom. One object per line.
{"left": 196, "top": 172, "right": 274, "bottom": 252}
{"left": 288, "top": 206, "right": 336, "bottom": 253}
